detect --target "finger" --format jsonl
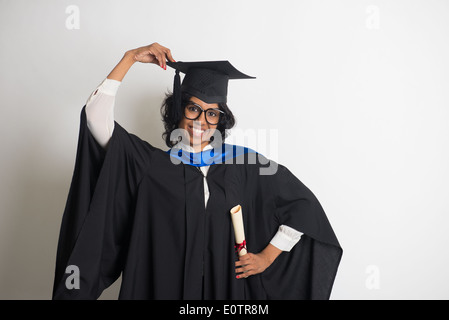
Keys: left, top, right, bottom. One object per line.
{"left": 235, "top": 259, "right": 250, "bottom": 267}
{"left": 154, "top": 52, "right": 163, "bottom": 68}
{"left": 238, "top": 253, "right": 251, "bottom": 261}
{"left": 164, "top": 48, "right": 176, "bottom": 62}
{"left": 235, "top": 266, "right": 248, "bottom": 274}
{"left": 158, "top": 52, "right": 167, "bottom": 69}
{"left": 157, "top": 47, "right": 169, "bottom": 69}
{"left": 149, "top": 49, "right": 163, "bottom": 68}
{"left": 236, "top": 271, "right": 251, "bottom": 279}
{"left": 148, "top": 50, "right": 159, "bottom": 65}
{"left": 236, "top": 262, "right": 254, "bottom": 273}
{"left": 147, "top": 49, "right": 157, "bottom": 60}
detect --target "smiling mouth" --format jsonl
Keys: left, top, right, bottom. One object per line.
{"left": 188, "top": 125, "right": 205, "bottom": 137}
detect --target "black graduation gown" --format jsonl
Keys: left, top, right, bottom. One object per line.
{"left": 52, "top": 107, "right": 342, "bottom": 300}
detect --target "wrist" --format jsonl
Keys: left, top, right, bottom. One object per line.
{"left": 124, "top": 50, "right": 137, "bottom": 63}
{"left": 107, "top": 52, "right": 136, "bottom": 81}
{"left": 261, "top": 244, "right": 282, "bottom": 265}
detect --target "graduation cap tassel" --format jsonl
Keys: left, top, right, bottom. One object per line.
{"left": 173, "top": 69, "right": 181, "bottom": 114}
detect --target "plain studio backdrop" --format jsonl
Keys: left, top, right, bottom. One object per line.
{"left": 1, "top": 0, "right": 448, "bottom": 300}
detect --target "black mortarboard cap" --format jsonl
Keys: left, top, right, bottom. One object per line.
{"left": 167, "top": 61, "right": 255, "bottom": 113}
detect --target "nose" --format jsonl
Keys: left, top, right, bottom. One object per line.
{"left": 197, "top": 110, "right": 208, "bottom": 126}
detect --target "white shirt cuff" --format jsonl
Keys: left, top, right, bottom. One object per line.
{"left": 99, "top": 78, "right": 121, "bottom": 96}
{"left": 270, "top": 225, "right": 303, "bottom": 252}
{"left": 86, "top": 78, "right": 121, "bottom": 106}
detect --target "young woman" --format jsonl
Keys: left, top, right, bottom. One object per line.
{"left": 52, "top": 42, "right": 342, "bottom": 300}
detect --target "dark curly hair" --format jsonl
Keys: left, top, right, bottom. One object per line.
{"left": 160, "top": 92, "right": 236, "bottom": 148}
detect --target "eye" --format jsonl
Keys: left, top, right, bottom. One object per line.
{"left": 187, "top": 105, "right": 200, "bottom": 112}
{"left": 207, "top": 110, "right": 219, "bottom": 117}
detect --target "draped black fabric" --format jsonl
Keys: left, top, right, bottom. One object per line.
{"left": 52, "top": 107, "right": 342, "bottom": 300}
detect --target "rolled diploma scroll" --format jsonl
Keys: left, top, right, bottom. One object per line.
{"left": 230, "top": 205, "right": 247, "bottom": 256}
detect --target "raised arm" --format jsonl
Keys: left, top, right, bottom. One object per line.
{"left": 86, "top": 43, "right": 175, "bottom": 148}
{"left": 108, "top": 42, "right": 175, "bottom": 80}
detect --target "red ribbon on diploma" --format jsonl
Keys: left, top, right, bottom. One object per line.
{"left": 234, "top": 240, "right": 247, "bottom": 255}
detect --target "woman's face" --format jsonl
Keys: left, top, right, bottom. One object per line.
{"left": 178, "top": 96, "right": 219, "bottom": 150}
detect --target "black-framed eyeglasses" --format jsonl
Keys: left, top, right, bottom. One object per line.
{"left": 183, "top": 102, "right": 225, "bottom": 125}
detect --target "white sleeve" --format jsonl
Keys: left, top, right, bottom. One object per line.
{"left": 85, "top": 78, "right": 121, "bottom": 149}
{"left": 270, "top": 225, "right": 304, "bottom": 252}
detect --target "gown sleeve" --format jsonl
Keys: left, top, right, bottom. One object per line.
{"left": 85, "top": 78, "right": 121, "bottom": 148}
{"left": 52, "top": 106, "right": 153, "bottom": 299}
{"left": 261, "top": 163, "right": 343, "bottom": 300}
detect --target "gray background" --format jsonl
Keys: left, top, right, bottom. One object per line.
{"left": 1, "top": 0, "right": 448, "bottom": 299}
